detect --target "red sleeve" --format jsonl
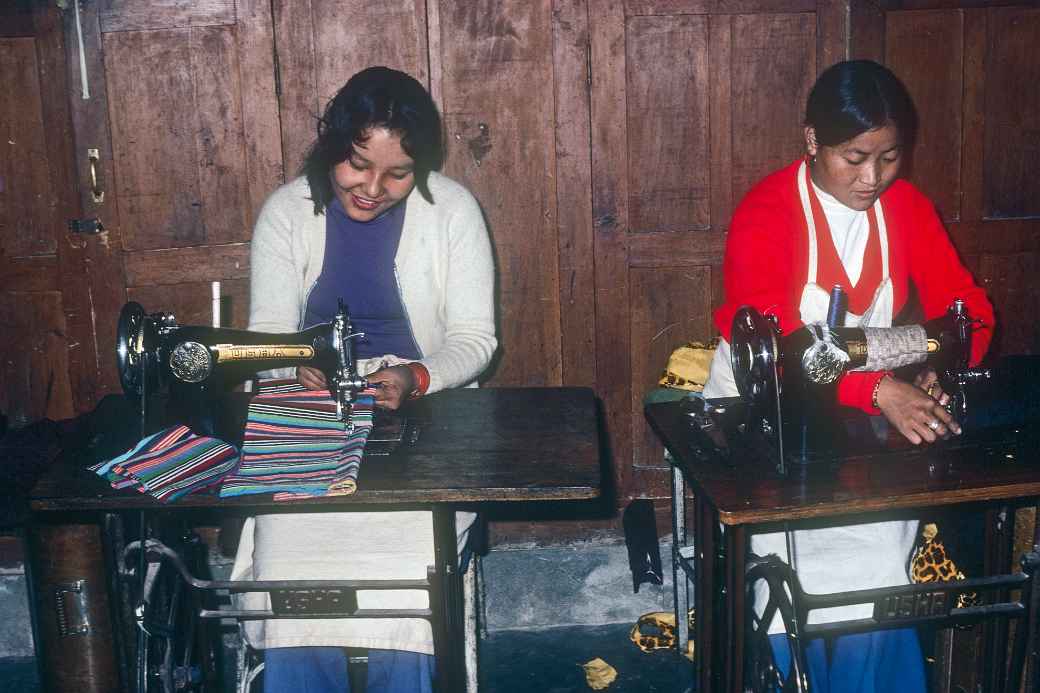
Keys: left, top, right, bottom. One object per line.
{"left": 898, "top": 185, "right": 994, "bottom": 365}
{"left": 837, "top": 182, "right": 995, "bottom": 413}
{"left": 837, "top": 371, "right": 887, "bottom": 414}
{"left": 714, "top": 167, "right": 806, "bottom": 340}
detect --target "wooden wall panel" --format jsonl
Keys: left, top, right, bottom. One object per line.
{"left": 0, "top": 6, "right": 82, "bottom": 422}
{"left": 708, "top": 14, "right": 734, "bottom": 235}
{"left": 629, "top": 266, "right": 713, "bottom": 469}
{"left": 273, "top": 0, "right": 428, "bottom": 176}
{"left": 123, "top": 244, "right": 250, "bottom": 285}
{"left": 0, "top": 38, "right": 57, "bottom": 257}
{"left": 0, "top": 293, "right": 74, "bottom": 425}
{"left": 104, "top": 31, "right": 204, "bottom": 250}
{"left": 978, "top": 253, "right": 1040, "bottom": 356}
{"left": 13, "top": 0, "right": 1033, "bottom": 531}
{"left": 625, "top": 15, "right": 710, "bottom": 232}
{"left": 66, "top": 0, "right": 281, "bottom": 389}
{"left": 192, "top": 26, "right": 253, "bottom": 242}
{"left": 128, "top": 279, "right": 250, "bottom": 330}
{"left": 730, "top": 13, "right": 817, "bottom": 205}
{"left": 983, "top": 7, "right": 1040, "bottom": 220}
{"left": 552, "top": 0, "right": 598, "bottom": 388}
{"left": 438, "top": 0, "right": 563, "bottom": 387}
{"left": 236, "top": 0, "right": 284, "bottom": 224}
{"left": 884, "top": 10, "right": 963, "bottom": 222}
{"left": 100, "top": 0, "right": 236, "bottom": 32}
{"left": 103, "top": 26, "right": 251, "bottom": 251}
{"left": 862, "top": 2, "right": 1040, "bottom": 362}
{"left": 627, "top": 0, "right": 818, "bottom": 12}
{"left": 590, "top": 0, "right": 634, "bottom": 496}
{"left": 587, "top": 1, "right": 844, "bottom": 504}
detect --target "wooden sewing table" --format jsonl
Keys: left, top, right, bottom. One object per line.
{"left": 26, "top": 387, "right": 602, "bottom": 693}
{"left": 646, "top": 397, "right": 1040, "bottom": 693}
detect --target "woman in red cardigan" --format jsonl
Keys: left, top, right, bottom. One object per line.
{"left": 703, "top": 60, "right": 994, "bottom": 691}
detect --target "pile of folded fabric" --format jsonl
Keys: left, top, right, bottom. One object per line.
{"left": 219, "top": 379, "right": 374, "bottom": 500}
{"left": 89, "top": 379, "right": 376, "bottom": 503}
{"left": 89, "top": 425, "right": 240, "bottom": 503}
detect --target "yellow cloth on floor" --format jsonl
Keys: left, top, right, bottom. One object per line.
{"left": 582, "top": 657, "right": 617, "bottom": 690}
{"left": 659, "top": 340, "right": 718, "bottom": 392}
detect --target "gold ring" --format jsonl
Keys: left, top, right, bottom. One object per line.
{"left": 926, "top": 382, "right": 937, "bottom": 397}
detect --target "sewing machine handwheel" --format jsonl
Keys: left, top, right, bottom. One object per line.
{"left": 117, "top": 302, "right": 147, "bottom": 395}
{"left": 730, "top": 306, "right": 779, "bottom": 405}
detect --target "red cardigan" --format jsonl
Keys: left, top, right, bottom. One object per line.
{"left": 714, "top": 160, "right": 994, "bottom": 412}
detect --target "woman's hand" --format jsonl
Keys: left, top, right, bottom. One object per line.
{"left": 913, "top": 367, "right": 949, "bottom": 407}
{"left": 297, "top": 366, "right": 327, "bottom": 390}
{"left": 366, "top": 365, "right": 416, "bottom": 411}
{"left": 876, "top": 375, "right": 961, "bottom": 444}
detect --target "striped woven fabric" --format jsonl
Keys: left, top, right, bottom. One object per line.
{"left": 218, "top": 379, "right": 376, "bottom": 500}
{"left": 89, "top": 425, "right": 240, "bottom": 503}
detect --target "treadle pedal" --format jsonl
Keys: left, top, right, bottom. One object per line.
{"left": 270, "top": 588, "right": 358, "bottom": 616}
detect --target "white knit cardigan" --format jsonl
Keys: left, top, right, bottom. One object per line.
{"left": 247, "top": 172, "right": 497, "bottom": 392}
{"left": 231, "top": 172, "right": 496, "bottom": 653}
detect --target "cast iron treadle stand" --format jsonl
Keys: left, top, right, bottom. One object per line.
{"left": 121, "top": 510, "right": 462, "bottom": 693}
{"left": 745, "top": 551, "right": 1040, "bottom": 692}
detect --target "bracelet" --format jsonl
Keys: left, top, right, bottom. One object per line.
{"left": 871, "top": 374, "right": 889, "bottom": 411}
{"left": 405, "top": 362, "right": 430, "bottom": 399}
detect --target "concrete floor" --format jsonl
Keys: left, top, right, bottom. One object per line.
{"left": 480, "top": 623, "right": 693, "bottom": 693}
{"left": 0, "top": 623, "right": 694, "bottom": 692}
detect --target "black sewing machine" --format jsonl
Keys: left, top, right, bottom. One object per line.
{"left": 689, "top": 299, "right": 1005, "bottom": 475}
{"left": 114, "top": 301, "right": 418, "bottom": 453}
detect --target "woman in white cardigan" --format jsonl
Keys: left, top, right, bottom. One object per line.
{"left": 231, "top": 66, "right": 497, "bottom": 693}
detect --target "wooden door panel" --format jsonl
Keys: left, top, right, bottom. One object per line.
{"left": 625, "top": 15, "right": 710, "bottom": 232}
{"left": 438, "top": 0, "right": 563, "bottom": 387}
{"left": 0, "top": 4, "right": 84, "bottom": 422}
{"left": 68, "top": 0, "right": 280, "bottom": 342}
{"left": 104, "top": 29, "right": 209, "bottom": 250}
{"left": 102, "top": 26, "right": 262, "bottom": 251}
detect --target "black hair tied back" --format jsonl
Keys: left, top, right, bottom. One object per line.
{"left": 806, "top": 60, "right": 917, "bottom": 148}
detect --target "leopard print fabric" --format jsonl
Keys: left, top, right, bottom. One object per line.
{"left": 909, "top": 523, "right": 977, "bottom": 608}
{"left": 630, "top": 610, "right": 696, "bottom": 660}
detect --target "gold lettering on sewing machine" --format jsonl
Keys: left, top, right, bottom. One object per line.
{"left": 213, "top": 344, "right": 315, "bottom": 362}
{"left": 846, "top": 340, "right": 868, "bottom": 361}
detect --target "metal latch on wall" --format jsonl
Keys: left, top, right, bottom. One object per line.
{"left": 54, "top": 580, "right": 92, "bottom": 636}
{"left": 68, "top": 217, "right": 104, "bottom": 234}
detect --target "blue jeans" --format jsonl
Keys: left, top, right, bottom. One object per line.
{"left": 768, "top": 628, "right": 925, "bottom": 693}
{"left": 263, "top": 647, "right": 435, "bottom": 693}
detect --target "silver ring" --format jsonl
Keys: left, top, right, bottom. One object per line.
{"left": 927, "top": 420, "right": 940, "bottom": 431}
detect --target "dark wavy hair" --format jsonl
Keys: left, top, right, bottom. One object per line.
{"left": 806, "top": 60, "right": 917, "bottom": 147}
{"left": 301, "top": 66, "right": 443, "bottom": 215}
